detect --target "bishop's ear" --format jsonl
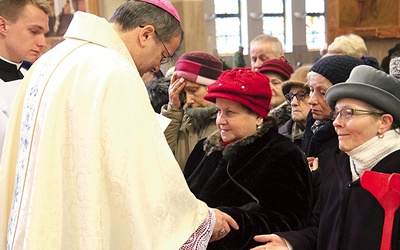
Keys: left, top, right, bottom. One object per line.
{"left": 138, "top": 25, "right": 156, "bottom": 46}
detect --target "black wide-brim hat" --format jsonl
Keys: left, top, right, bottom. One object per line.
{"left": 326, "top": 65, "right": 400, "bottom": 124}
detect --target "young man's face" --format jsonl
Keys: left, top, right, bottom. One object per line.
{"left": 1, "top": 4, "right": 49, "bottom": 63}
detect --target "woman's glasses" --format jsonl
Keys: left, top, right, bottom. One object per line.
{"left": 284, "top": 91, "right": 309, "bottom": 103}
{"left": 330, "top": 108, "right": 385, "bottom": 120}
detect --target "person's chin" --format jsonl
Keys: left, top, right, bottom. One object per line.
{"left": 311, "top": 111, "right": 327, "bottom": 121}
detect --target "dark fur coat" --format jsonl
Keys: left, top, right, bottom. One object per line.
{"left": 184, "top": 120, "right": 313, "bottom": 249}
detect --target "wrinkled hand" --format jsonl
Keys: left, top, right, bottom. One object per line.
{"left": 210, "top": 209, "right": 239, "bottom": 242}
{"left": 250, "top": 234, "right": 289, "bottom": 250}
{"left": 308, "top": 157, "right": 318, "bottom": 172}
{"left": 168, "top": 74, "right": 186, "bottom": 110}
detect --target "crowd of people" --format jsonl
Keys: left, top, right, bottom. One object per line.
{"left": 1, "top": 0, "right": 400, "bottom": 249}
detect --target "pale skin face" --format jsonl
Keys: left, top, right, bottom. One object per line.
{"left": 167, "top": 75, "right": 213, "bottom": 109}
{"left": 307, "top": 72, "right": 333, "bottom": 121}
{"left": 0, "top": 4, "right": 49, "bottom": 63}
{"left": 263, "top": 72, "right": 286, "bottom": 109}
{"left": 116, "top": 24, "right": 181, "bottom": 77}
{"left": 216, "top": 98, "right": 263, "bottom": 143}
{"left": 183, "top": 81, "right": 212, "bottom": 108}
{"left": 249, "top": 41, "right": 285, "bottom": 71}
{"left": 288, "top": 86, "right": 310, "bottom": 129}
{"left": 333, "top": 98, "right": 392, "bottom": 152}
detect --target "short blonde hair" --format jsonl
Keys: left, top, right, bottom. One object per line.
{"left": 327, "top": 33, "right": 367, "bottom": 58}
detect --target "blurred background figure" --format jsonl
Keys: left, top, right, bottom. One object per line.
{"left": 142, "top": 69, "right": 164, "bottom": 84}
{"left": 232, "top": 45, "right": 245, "bottom": 68}
{"left": 249, "top": 34, "right": 286, "bottom": 71}
{"left": 314, "top": 42, "right": 327, "bottom": 62}
{"left": 48, "top": 0, "right": 87, "bottom": 36}
{"left": 381, "top": 43, "right": 400, "bottom": 73}
{"left": 161, "top": 51, "right": 223, "bottom": 170}
{"left": 146, "top": 76, "right": 170, "bottom": 113}
{"left": 389, "top": 50, "right": 400, "bottom": 79}
{"left": 259, "top": 59, "right": 294, "bottom": 128}
{"left": 279, "top": 65, "right": 312, "bottom": 147}
{"left": 326, "top": 33, "right": 367, "bottom": 58}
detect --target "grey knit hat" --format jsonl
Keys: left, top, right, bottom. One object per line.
{"left": 326, "top": 65, "right": 400, "bottom": 124}
{"left": 310, "top": 54, "right": 365, "bottom": 85}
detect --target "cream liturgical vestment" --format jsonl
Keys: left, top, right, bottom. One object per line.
{"left": 0, "top": 12, "right": 209, "bottom": 250}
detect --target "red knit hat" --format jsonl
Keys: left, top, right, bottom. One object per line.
{"left": 204, "top": 68, "right": 272, "bottom": 118}
{"left": 259, "top": 59, "right": 294, "bottom": 80}
{"left": 137, "top": 0, "right": 181, "bottom": 22}
{"left": 175, "top": 51, "right": 223, "bottom": 86}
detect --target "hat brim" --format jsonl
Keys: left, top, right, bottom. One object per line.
{"left": 326, "top": 82, "right": 400, "bottom": 123}
{"left": 204, "top": 92, "right": 268, "bottom": 118}
{"left": 282, "top": 80, "right": 310, "bottom": 95}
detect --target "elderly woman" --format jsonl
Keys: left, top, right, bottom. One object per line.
{"left": 301, "top": 55, "right": 369, "bottom": 204}
{"left": 259, "top": 59, "right": 294, "bottom": 128}
{"left": 251, "top": 65, "right": 400, "bottom": 249}
{"left": 279, "top": 66, "right": 312, "bottom": 146}
{"left": 161, "top": 51, "right": 223, "bottom": 170}
{"left": 183, "top": 68, "right": 313, "bottom": 250}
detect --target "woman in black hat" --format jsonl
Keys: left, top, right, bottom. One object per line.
{"left": 251, "top": 65, "right": 400, "bottom": 250}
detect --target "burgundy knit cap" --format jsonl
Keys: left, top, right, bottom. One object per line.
{"left": 175, "top": 51, "right": 223, "bottom": 86}
{"left": 137, "top": 0, "right": 181, "bottom": 22}
{"left": 259, "top": 59, "right": 294, "bottom": 80}
{"left": 204, "top": 68, "right": 272, "bottom": 118}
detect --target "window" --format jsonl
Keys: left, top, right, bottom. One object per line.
{"left": 262, "top": 0, "right": 285, "bottom": 48}
{"left": 306, "top": 0, "right": 325, "bottom": 50}
{"left": 213, "top": 0, "right": 326, "bottom": 54}
{"left": 215, "top": 0, "right": 241, "bottom": 54}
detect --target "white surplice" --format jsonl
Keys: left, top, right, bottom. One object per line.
{"left": 0, "top": 79, "right": 22, "bottom": 162}
{"left": 0, "top": 12, "right": 208, "bottom": 250}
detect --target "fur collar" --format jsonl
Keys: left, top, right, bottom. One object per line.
{"left": 203, "top": 118, "right": 276, "bottom": 160}
{"left": 184, "top": 104, "right": 217, "bottom": 131}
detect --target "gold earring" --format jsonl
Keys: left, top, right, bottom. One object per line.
{"left": 257, "top": 125, "right": 262, "bottom": 130}
{"left": 378, "top": 133, "right": 384, "bottom": 139}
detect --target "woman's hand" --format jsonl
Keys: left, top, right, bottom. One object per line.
{"left": 250, "top": 234, "right": 289, "bottom": 250}
{"left": 168, "top": 74, "right": 186, "bottom": 110}
{"left": 210, "top": 209, "right": 239, "bottom": 242}
{"left": 308, "top": 157, "right": 319, "bottom": 172}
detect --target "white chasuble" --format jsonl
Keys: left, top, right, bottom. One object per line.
{"left": 0, "top": 12, "right": 208, "bottom": 250}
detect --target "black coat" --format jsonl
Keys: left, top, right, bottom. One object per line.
{"left": 278, "top": 150, "right": 400, "bottom": 250}
{"left": 184, "top": 120, "right": 313, "bottom": 249}
{"left": 301, "top": 111, "right": 339, "bottom": 204}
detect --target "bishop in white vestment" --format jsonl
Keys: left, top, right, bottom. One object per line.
{"left": 0, "top": 11, "right": 213, "bottom": 250}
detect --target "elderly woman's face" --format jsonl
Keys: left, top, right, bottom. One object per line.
{"left": 215, "top": 98, "right": 263, "bottom": 143}
{"left": 264, "top": 72, "right": 286, "bottom": 109}
{"left": 308, "top": 72, "right": 333, "bottom": 120}
{"left": 332, "top": 98, "right": 385, "bottom": 152}
{"left": 184, "top": 81, "right": 213, "bottom": 108}
{"left": 288, "top": 86, "right": 311, "bottom": 129}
